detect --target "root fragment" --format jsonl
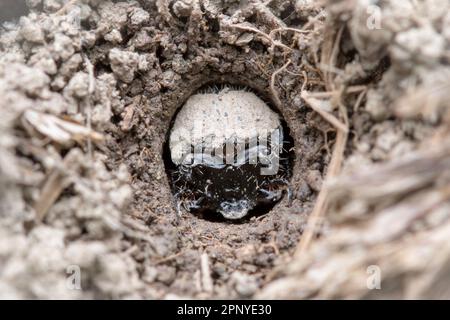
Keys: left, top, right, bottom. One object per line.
{"left": 200, "top": 252, "right": 214, "bottom": 293}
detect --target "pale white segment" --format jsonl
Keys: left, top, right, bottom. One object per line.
{"left": 169, "top": 89, "right": 281, "bottom": 164}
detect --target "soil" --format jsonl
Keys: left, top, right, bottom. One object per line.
{"left": 1, "top": 0, "right": 450, "bottom": 299}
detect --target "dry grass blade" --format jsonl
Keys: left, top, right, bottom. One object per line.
{"left": 320, "top": 25, "right": 344, "bottom": 90}
{"left": 295, "top": 127, "right": 347, "bottom": 256}
{"left": 362, "top": 186, "right": 450, "bottom": 244}
{"left": 33, "top": 148, "right": 82, "bottom": 222}
{"left": 201, "top": 252, "right": 214, "bottom": 293}
{"left": 23, "top": 110, "right": 103, "bottom": 145}
{"left": 300, "top": 91, "right": 348, "bottom": 133}
{"left": 83, "top": 54, "right": 96, "bottom": 158}
{"left": 329, "top": 144, "right": 450, "bottom": 202}
{"left": 294, "top": 25, "right": 349, "bottom": 256}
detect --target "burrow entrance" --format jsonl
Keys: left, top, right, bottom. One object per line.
{"left": 102, "top": 4, "right": 332, "bottom": 296}
{"left": 114, "top": 65, "right": 330, "bottom": 296}
{"left": 162, "top": 83, "right": 296, "bottom": 222}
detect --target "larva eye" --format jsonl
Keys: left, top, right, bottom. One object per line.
{"left": 165, "top": 85, "right": 294, "bottom": 220}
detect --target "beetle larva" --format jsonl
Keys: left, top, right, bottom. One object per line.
{"left": 168, "top": 86, "right": 292, "bottom": 220}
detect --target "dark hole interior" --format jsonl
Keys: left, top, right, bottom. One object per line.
{"left": 163, "top": 83, "right": 295, "bottom": 222}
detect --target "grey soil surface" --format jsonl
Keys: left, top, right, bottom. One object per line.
{"left": 1, "top": 0, "right": 450, "bottom": 299}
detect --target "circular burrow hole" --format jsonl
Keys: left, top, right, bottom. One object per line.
{"left": 107, "top": 26, "right": 329, "bottom": 298}
{"left": 113, "top": 39, "right": 329, "bottom": 297}
{"left": 163, "top": 84, "right": 295, "bottom": 222}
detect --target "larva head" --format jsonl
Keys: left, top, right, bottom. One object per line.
{"left": 168, "top": 87, "right": 291, "bottom": 220}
